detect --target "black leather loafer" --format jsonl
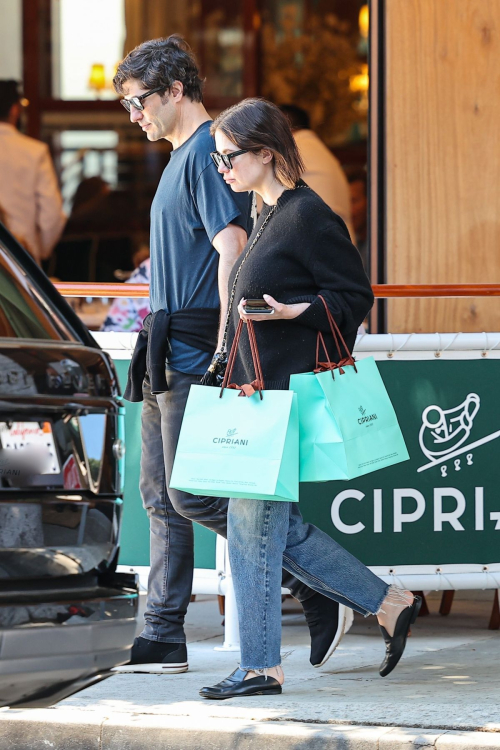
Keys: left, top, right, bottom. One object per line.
{"left": 379, "top": 595, "right": 422, "bottom": 677}
{"left": 199, "top": 667, "right": 282, "bottom": 700}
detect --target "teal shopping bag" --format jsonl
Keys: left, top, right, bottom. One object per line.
{"left": 289, "top": 370, "right": 346, "bottom": 482}
{"left": 315, "top": 356, "right": 409, "bottom": 478}
{"left": 290, "top": 296, "right": 409, "bottom": 481}
{"left": 170, "top": 319, "right": 299, "bottom": 502}
{"left": 170, "top": 385, "right": 298, "bottom": 501}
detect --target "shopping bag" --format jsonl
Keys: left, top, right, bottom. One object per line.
{"left": 291, "top": 297, "right": 409, "bottom": 481}
{"left": 315, "top": 356, "right": 409, "bottom": 478}
{"left": 289, "top": 369, "right": 344, "bottom": 481}
{"left": 170, "top": 319, "right": 299, "bottom": 502}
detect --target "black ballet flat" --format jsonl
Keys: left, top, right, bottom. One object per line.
{"left": 199, "top": 667, "right": 282, "bottom": 700}
{"left": 379, "top": 595, "right": 422, "bottom": 677}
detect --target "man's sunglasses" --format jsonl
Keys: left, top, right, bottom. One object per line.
{"left": 120, "top": 86, "right": 166, "bottom": 113}
{"left": 210, "top": 149, "right": 248, "bottom": 169}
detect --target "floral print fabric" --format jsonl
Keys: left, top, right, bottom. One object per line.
{"left": 101, "top": 259, "right": 150, "bottom": 332}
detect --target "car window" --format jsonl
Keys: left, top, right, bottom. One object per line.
{"left": 0, "top": 250, "right": 63, "bottom": 340}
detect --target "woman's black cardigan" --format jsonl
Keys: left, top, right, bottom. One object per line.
{"left": 226, "top": 182, "right": 374, "bottom": 389}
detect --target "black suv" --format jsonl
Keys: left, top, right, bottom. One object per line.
{"left": 0, "top": 224, "right": 138, "bottom": 707}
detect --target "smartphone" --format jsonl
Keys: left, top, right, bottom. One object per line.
{"left": 243, "top": 298, "right": 275, "bottom": 314}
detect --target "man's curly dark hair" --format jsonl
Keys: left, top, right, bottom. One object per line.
{"left": 113, "top": 35, "right": 204, "bottom": 103}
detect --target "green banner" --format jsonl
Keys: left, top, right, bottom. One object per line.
{"left": 115, "top": 358, "right": 500, "bottom": 571}
{"left": 300, "top": 359, "right": 500, "bottom": 567}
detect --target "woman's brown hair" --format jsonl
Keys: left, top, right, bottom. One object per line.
{"left": 210, "top": 98, "right": 304, "bottom": 189}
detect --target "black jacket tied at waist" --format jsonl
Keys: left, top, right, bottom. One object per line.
{"left": 123, "top": 308, "right": 219, "bottom": 402}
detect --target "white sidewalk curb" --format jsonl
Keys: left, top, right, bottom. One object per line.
{"left": 1, "top": 710, "right": 500, "bottom": 750}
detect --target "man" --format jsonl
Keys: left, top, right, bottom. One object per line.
{"left": 0, "top": 80, "right": 65, "bottom": 263}
{"left": 347, "top": 168, "right": 369, "bottom": 271}
{"left": 112, "top": 36, "right": 347, "bottom": 675}
{"left": 279, "top": 104, "right": 354, "bottom": 241}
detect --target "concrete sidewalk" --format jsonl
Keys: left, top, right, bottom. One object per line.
{"left": 2, "top": 591, "right": 499, "bottom": 749}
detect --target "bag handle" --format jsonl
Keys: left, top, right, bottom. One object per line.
{"left": 221, "top": 318, "right": 243, "bottom": 390}
{"left": 315, "top": 295, "right": 357, "bottom": 374}
{"left": 316, "top": 330, "right": 335, "bottom": 371}
{"left": 247, "top": 319, "right": 265, "bottom": 387}
{"left": 220, "top": 319, "right": 265, "bottom": 398}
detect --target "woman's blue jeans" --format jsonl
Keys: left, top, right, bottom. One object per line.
{"left": 228, "top": 498, "right": 388, "bottom": 671}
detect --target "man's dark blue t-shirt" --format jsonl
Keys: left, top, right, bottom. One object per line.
{"left": 150, "top": 121, "right": 252, "bottom": 374}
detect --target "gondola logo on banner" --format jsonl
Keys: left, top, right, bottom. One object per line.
{"left": 418, "top": 392, "right": 500, "bottom": 475}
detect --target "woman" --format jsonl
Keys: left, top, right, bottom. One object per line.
{"left": 200, "top": 99, "right": 420, "bottom": 700}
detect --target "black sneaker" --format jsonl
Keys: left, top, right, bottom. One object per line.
{"left": 302, "top": 593, "right": 354, "bottom": 667}
{"left": 111, "top": 637, "right": 188, "bottom": 674}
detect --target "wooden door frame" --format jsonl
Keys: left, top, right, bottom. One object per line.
{"left": 368, "top": 0, "right": 386, "bottom": 333}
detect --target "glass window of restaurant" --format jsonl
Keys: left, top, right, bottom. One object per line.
{"left": 15, "top": 0, "right": 370, "bottom": 302}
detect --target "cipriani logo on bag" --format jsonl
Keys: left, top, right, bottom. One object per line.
{"left": 358, "top": 405, "right": 378, "bottom": 425}
{"left": 213, "top": 428, "right": 248, "bottom": 446}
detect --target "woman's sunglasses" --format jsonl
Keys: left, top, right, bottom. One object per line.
{"left": 120, "top": 86, "right": 166, "bottom": 113}
{"left": 210, "top": 149, "right": 248, "bottom": 169}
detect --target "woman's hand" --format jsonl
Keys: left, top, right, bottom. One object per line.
{"left": 238, "top": 294, "right": 310, "bottom": 322}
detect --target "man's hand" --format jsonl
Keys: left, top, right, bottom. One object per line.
{"left": 212, "top": 223, "right": 247, "bottom": 349}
